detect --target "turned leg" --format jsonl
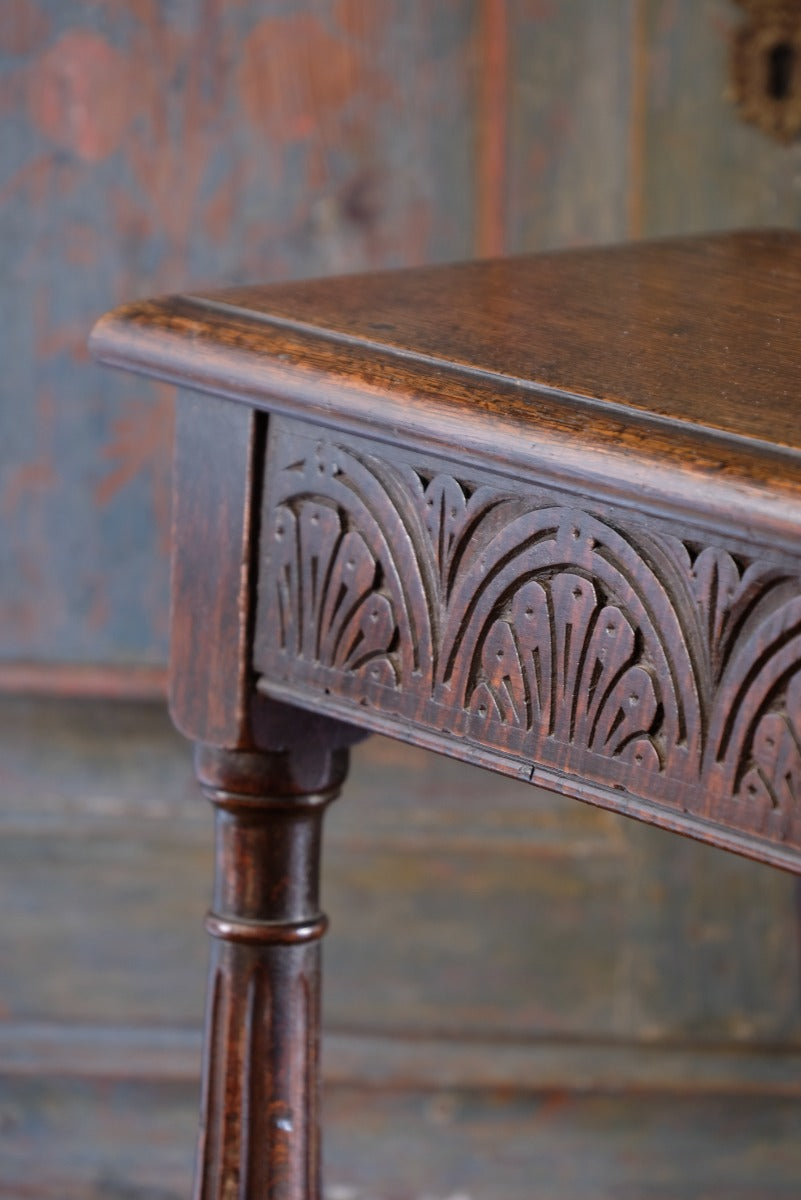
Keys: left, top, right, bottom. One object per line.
{"left": 192, "top": 742, "right": 348, "bottom": 1200}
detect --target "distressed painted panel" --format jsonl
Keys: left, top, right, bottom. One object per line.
{"left": 4, "top": 1, "right": 800, "bottom": 664}
{"left": 0, "top": 697, "right": 797, "bottom": 1043}
{"left": 504, "top": 0, "right": 636, "bottom": 252}
{"left": 639, "top": 0, "right": 801, "bottom": 236}
{"left": 0, "top": 0, "right": 477, "bottom": 664}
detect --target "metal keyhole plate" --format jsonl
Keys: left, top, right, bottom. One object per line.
{"left": 731, "top": 1, "right": 801, "bottom": 142}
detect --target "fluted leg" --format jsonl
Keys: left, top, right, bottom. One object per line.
{"left": 192, "top": 743, "right": 348, "bottom": 1200}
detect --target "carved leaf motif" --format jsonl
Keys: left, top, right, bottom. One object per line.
{"left": 682, "top": 542, "right": 794, "bottom": 691}
{"left": 469, "top": 581, "right": 550, "bottom": 729}
{"left": 422, "top": 474, "right": 468, "bottom": 593}
{"left": 738, "top": 670, "right": 801, "bottom": 835}
{"left": 268, "top": 501, "right": 398, "bottom": 684}
{"left": 709, "top": 593, "right": 801, "bottom": 776}
{"left": 690, "top": 547, "right": 741, "bottom": 672}
{"left": 319, "top": 531, "right": 396, "bottom": 673}
{"left": 273, "top": 438, "right": 431, "bottom": 682}
{"left": 468, "top": 572, "right": 660, "bottom": 766}
{"left": 441, "top": 506, "right": 696, "bottom": 772}
{"left": 259, "top": 424, "right": 801, "bottom": 848}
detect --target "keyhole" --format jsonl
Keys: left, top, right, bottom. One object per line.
{"left": 767, "top": 40, "right": 794, "bottom": 101}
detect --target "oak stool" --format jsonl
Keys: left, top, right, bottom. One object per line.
{"left": 91, "top": 230, "right": 801, "bottom": 1199}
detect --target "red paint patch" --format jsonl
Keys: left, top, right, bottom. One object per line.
{"left": 334, "top": 0, "right": 388, "bottom": 43}
{"left": 2, "top": 459, "right": 57, "bottom": 517}
{"left": 238, "top": 14, "right": 387, "bottom": 143}
{"left": 96, "top": 383, "right": 174, "bottom": 555}
{"left": 0, "top": 0, "right": 49, "bottom": 56}
{"left": 203, "top": 173, "right": 239, "bottom": 243}
{"left": 27, "top": 30, "right": 132, "bottom": 162}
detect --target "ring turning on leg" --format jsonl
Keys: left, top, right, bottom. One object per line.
{"left": 192, "top": 743, "right": 348, "bottom": 1200}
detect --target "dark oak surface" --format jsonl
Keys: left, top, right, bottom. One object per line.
{"left": 91, "top": 231, "right": 801, "bottom": 873}
{"left": 90, "top": 231, "right": 801, "bottom": 1198}
{"left": 90, "top": 229, "right": 801, "bottom": 448}
{"left": 196, "top": 229, "right": 801, "bottom": 452}
{"left": 91, "top": 231, "right": 801, "bottom": 554}
{"left": 253, "top": 413, "right": 801, "bottom": 873}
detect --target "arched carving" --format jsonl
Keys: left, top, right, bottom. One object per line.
{"left": 255, "top": 423, "right": 801, "bottom": 847}
{"left": 262, "top": 436, "right": 435, "bottom": 696}
{"left": 736, "top": 669, "right": 801, "bottom": 840}
{"left": 439, "top": 507, "right": 700, "bottom": 778}
{"left": 705, "top": 593, "right": 801, "bottom": 844}
{"left": 464, "top": 573, "right": 661, "bottom": 773}
{"left": 268, "top": 502, "right": 399, "bottom": 688}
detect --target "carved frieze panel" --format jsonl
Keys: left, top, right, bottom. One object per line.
{"left": 254, "top": 420, "right": 801, "bottom": 856}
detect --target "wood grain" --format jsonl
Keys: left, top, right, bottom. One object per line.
{"left": 93, "top": 231, "right": 801, "bottom": 451}
{"left": 0, "top": 661, "right": 167, "bottom": 699}
{"left": 90, "top": 231, "right": 801, "bottom": 1193}
{"left": 191, "top": 744, "right": 348, "bottom": 1200}
{"left": 89, "top": 233, "right": 801, "bottom": 559}
{"left": 254, "top": 415, "right": 801, "bottom": 870}
{"left": 169, "top": 392, "right": 260, "bottom": 745}
{"left": 169, "top": 392, "right": 363, "bottom": 753}
{"left": 323, "top": 1087, "right": 801, "bottom": 1200}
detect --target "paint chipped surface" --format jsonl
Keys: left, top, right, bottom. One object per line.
{"left": 1, "top": 1, "right": 476, "bottom": 664}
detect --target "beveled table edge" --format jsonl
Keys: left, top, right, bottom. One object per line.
{"left": 90, "top": 297, "right": 801, "bottom": 560}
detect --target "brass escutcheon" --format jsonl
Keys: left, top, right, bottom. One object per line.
{"left": 730, "top": 0, "right": 801, "bottom": 141}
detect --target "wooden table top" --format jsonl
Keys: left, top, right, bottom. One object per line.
{"left": 92, "top": 228, "right": 801, "bottom": 551}
{"left": 91, "top": 230, "right": 801, "bottom": 872}
{"left": 89, "top": 231, "right": 801, "bottom": 1200}
{"left": 197, "top": 228, "right": 801, "bottom": 452}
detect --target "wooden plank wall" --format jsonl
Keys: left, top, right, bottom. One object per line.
{"left": 2, "top": 2, "right": 801, "bottom": 1195}
{"left": 1, "top": 696, "right": 800, "bottom": 1198}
